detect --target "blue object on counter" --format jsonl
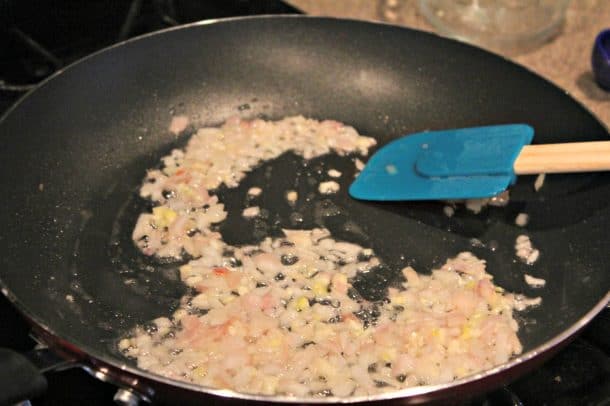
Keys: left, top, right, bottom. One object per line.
{"left": 592, "top": 29, "right": 610, "bottom": 90}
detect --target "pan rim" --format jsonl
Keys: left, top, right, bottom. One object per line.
{"left": 0, "top": 13, "right": 608, "bottom": 403}
{"left": 1, "top": 14, "right": 607, "bottom": 134}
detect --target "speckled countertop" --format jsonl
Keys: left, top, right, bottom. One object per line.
{"left": 287, "top": 0, "right": 610, "bottom": 129}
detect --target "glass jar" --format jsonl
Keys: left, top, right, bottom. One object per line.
{"left": 417, "top": 0, "right": 571, "bottom": 54}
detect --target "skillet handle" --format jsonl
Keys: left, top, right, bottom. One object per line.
{"left": 0, "top": 346, "right": 75, "bottom": 405}
{"left": 0, "top": 348, "right": 47, "bottom": 405}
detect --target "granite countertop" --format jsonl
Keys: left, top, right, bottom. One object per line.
{"left": 287, "top": 0, "right": 610, "bottom": 130}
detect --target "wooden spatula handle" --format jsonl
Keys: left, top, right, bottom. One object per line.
{"left": 513, "top": 141, "right": 610, "bottom": 175}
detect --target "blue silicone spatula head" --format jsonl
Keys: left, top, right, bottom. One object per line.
{"left": 349, "top": 124, "right": 534, "bottom": 201}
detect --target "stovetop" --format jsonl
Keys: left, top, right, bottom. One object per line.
{"left": 0, "top": 1, "right": 608, "bottom": 405}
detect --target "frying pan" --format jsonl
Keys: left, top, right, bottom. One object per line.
{"left": 0, "top": 15, "right": 608, "bottom": 405}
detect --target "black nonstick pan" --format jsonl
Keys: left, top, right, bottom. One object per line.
{"left": 0, "top": 15, "right": 608, "bottom": 405}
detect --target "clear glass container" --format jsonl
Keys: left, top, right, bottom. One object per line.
{"left": 417, "top": 0, "right": 571, "bottom": 54}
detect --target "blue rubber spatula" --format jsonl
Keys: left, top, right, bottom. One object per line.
{"left": 349, "top": 124, "right": 610, "bottom": 201}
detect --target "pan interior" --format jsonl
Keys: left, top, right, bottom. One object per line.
{"left": 0, "top": 16, "right": 608, "bottom": 396}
